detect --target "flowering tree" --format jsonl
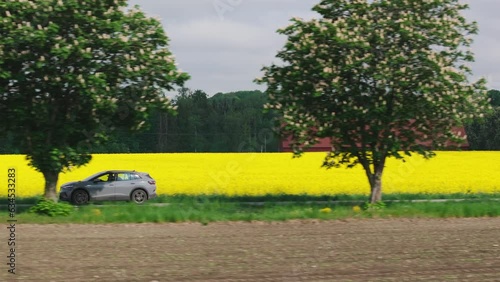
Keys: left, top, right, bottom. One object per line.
{"left": 257, "top": 0, "right": 490, "bottom": 203}
{"left": 0, "top": 0, "right": 188, "bottom": 200}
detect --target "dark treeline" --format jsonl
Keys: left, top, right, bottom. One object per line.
{"left": 1, "top": 89, "right": 498, "bottom": 154}
{"left": 86, "top": 89, "right": 281, "bottom": 153}
{"left": 0, "top": 88, "right": 276, "bottom": 153}
{"left": 48, "top": 89, "right": 278, "bottom": 154}
{"left": 466, "top": 89, "right": 500, "bottom": 150}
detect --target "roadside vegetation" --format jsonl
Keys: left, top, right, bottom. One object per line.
{"left": 2, "top": 194, "right": 500, "bottom": 224}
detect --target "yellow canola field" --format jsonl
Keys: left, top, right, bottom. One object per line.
{"left": 0, "top": 152, "right": 499, "bottom": 197}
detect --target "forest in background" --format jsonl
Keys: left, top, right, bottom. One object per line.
{"left": 0, "top": 89, "right": 498, "bottom": 154}
{"left": 0, "top": 89, "right": 280, "bottom": 154}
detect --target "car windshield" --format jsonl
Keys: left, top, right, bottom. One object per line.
{"left": 82, "top": 172, "right": 108, "bottom": 181}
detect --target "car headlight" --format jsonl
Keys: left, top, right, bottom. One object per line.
{"left": 61, "top": 185, "right": 74, "bottom": 190}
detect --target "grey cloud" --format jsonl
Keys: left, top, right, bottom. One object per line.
{"left": 130, "top": 0, "right": 500, "bottom": 94}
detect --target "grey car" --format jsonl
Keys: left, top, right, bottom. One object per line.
{"left": 59, "top": 170, "right": 157, "bottom": 205}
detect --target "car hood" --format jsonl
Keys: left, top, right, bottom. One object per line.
{"left": 60, "top": 181, "right": 80, "bottom": 187}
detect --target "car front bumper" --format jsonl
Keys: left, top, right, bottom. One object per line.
{"left": 59, "top": 191, "right": 70, "bottom": 201}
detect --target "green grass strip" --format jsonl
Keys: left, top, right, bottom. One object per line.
{"left": 1, "top": 199, "right": 500, "bottom": 224}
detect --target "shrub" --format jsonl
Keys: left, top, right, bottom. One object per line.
{"left": 361, "top": 201, "right": 387, "bottom": 211}
{"left": 29, "top": 198, "right": 74, "bottom": 217}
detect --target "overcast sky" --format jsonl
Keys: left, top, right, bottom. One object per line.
{"left": 129, "top": 0, "right": 500, "bottom": 96}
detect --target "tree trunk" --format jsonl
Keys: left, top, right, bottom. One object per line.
{"left": 369, "top": 171, "right": 382, "bottom": 203}
{"left": 43, "top": 171, "right": 59, "bottom": 202}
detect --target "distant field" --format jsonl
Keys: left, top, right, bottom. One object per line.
{"left": 0, "top": 151, "right": 499, "bottom": 197}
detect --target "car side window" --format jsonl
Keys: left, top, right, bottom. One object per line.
{"left": 116, "top": 173, "right": 130, "bottom": 181}
{"left": 131, "top": 174, "right": 141, "bottom": 180}
{"left": 107, "top": 174, "right": 116, "bottom": 182}
{"left": 94, "top": 174, "right": 111, "bottom": 182}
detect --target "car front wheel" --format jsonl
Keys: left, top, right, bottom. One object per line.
{"left": 71, "top": 190, "right": 89, "bottom": 205}
{"left": 131, "top": 189, "right": 147, "bottom": 204}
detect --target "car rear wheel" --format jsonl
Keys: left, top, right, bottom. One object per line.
{"left": 71, "top": 190, "right": 89, "bottom": 205}
{"left": 131, "top": 189, "right": 147, "bottom": 204}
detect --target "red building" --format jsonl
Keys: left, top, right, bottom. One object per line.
{"left": 280, "top": 126, "right": 469, "bottom": 152}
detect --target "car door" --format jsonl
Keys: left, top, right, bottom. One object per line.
{"left": 113, "top": 172, "right": 135, "bottom": 200}
{"left": 87, "top": 173, "right": 116, "bottom": 201}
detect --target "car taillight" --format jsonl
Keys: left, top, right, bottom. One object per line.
{"left": 148, "top": 180, "right": 156, "bottom": 185}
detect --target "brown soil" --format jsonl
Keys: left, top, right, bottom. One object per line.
{"left": 3, "top": 218, "right": 500, "bottom": 281}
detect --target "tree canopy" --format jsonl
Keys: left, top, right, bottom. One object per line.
{"left": 257, "top": 0, "right": 491, "bottom": 202}
{"left": 0, "top": 0, "right": 188, "bottom": 200}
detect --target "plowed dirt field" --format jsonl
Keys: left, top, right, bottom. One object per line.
{"left": 3, "top": 218, "right": 500, "bottom": 281}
